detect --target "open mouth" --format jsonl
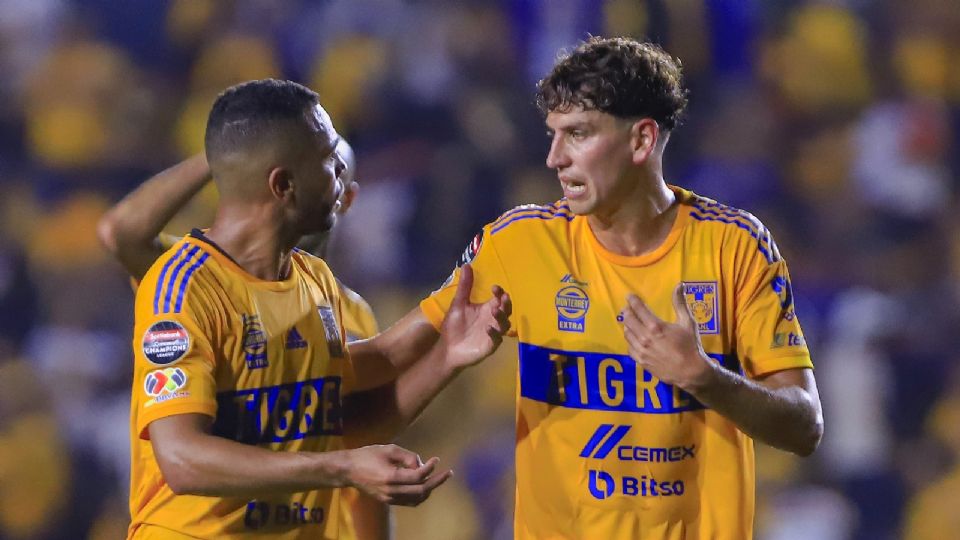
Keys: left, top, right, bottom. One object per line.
{"left": 561, "top": 178, "right": 586, "bottom": 196}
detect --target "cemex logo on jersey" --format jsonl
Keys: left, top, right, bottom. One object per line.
{"left": 582, "top": 424, "right": 691, "bottom": 500}
{"left": 556, "top": 275, "right": 590, "bottom": 333}
{"left": 242, "top": 314, "right": 268, "bottom": 369}
{"left": 580, "top": 424, "right": 696, "bottom": 463}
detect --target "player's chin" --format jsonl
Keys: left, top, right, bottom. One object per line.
{"left": 299, "top": 211, "right": 337, "bottom": 235}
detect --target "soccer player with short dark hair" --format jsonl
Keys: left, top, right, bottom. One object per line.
{"left": 122, "top": 79, "right": 510, "bottom": 539}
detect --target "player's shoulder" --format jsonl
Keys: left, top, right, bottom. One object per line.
{"left": 137, "top": 235, "right": 216, "bottom": 316}
{"left": 291, "top": 248, "right": 339, "bottom": 288}
{"left": 683, "top": 190, "right": 781, "bottom": 264}
{"left": 335, "top": 278, "right": 373, "bottom": 312}
{"left": 486, "top": 199, "right": 575, "bottom": 237}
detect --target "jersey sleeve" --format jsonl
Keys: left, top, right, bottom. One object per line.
{"left": 733, "top": 222, "right": 813, "bottom": 378}
{"left": 132, "top": 254, "right": 218, "bottom": 439}
{"left": 419, "top": 225, "right": 513, "bottom": 332}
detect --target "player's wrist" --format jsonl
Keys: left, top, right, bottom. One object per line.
{"left": 681, "top": 353, "right": 721, "bottom": 396}
{"left": 316, "top": 449, "right": 353, "bottom": 488}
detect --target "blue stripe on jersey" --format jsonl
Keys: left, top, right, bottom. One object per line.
{"left": 153, "top": 244, "right": 191, "bottom": 314}
{"left": 491, "top": 201, "right": 570, "bottom": 229}
{"left": 578, "top": 424, "right": 615, "bottom": 457}
{"left": 689, "top": 212, "right": 774, "bottom": 263}
{"left": 173, "top": 252, "right": 209, "bottom": 313}
{"left": 592, "top": 424, "right": 631, "bottom": 458}
{"left": 492, "top": 202, "right": 560, "bottom": 227}
{"left": 518, "top": 342, "right": 741, "bottom": 414}
{"left": 491, "top": 208, "right": 574, "bottom": 234}
{"left": 162, "top": 245, "right": 200, "bottom": 313}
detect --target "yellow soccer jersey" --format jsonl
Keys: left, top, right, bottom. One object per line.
{"left": 420, "top": 187, "right": 813, "bottom": 540}
{"left": 334, "top": 280, "right": 380, "bottom": 540}
{"left": 128, "top": 231, "right": 352, "bottom": 540}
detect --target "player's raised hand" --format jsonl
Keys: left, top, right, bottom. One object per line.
{"left": 344, "top": 444, "right": 452, "bottom": 507}
{"left": 621, "top": 283, "right": 715, "bottom": 391}
{"left": 439, "top": 263, "right": 512, "bottom": 370}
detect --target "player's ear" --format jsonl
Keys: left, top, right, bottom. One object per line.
{"left": 267, "top": 166, "right": 294, "bottom": 203}
{"left": 630, "top": 118, "right": 659, "bottom": 165}
{"left": 337, "top": 181, "right": 359, "bottom": 215}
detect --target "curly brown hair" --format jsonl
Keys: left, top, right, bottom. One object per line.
{"left": 536, "top": 37, "right": 688, "bottom": 131}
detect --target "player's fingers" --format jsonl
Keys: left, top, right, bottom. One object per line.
{"left": 500, "top": 292, "right": 512, "bottom": 318}
{"left": 387, "top": 445, "right": 424, "bottom": 470}
{"left": 388, "top": 469, "right": 453, "bottom": 506}
{"left": 452, "top": 264, "right": 474, "bottom": 307}
{"left": 390, "top": 457, "right": 439, "bottom": 485}
{"left": 627, "top": 294, "right": 664, "bottom": 333}
{"left": 392, "top": 470, "right": 453, "bottom": 506}
{"left": 623, "top": 324, "right": 649, "bottom": 352}
{"left": 672, "top": 283, "right": 695, "bottom": 328}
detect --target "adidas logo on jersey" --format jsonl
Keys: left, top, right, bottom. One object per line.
{"left": 286, "top": 327, "right": 307, "bottom": 349}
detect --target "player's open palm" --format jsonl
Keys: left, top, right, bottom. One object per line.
{"left": 439, "top": 263, "right": 512, "bottom": 370}
{"left": 622, "top": 283, "right": 714, "bottom": 390}
{"left": 345, "top": 444, "right": 452, "bottom": 506}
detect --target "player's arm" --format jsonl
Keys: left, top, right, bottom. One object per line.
{"left": 622, "top": 285, "right": 824, "bottom": 456}
{"left": 148, "top": 413, "right": 450, "bottom": 505}
{"left": 344, "top": 264, "right": 511, "bottom": 445}
{"left": 97, "top": 153, "right": 211, "bottom": 280}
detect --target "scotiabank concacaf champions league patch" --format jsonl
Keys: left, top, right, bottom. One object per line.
{"left": 459, "top": 230, "right": 484, "bottom": 267}
{"left": 142, "top": 320, "right": 190, "bottom": 365}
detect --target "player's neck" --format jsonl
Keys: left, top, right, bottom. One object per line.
{"left": 206, "top": 204, "right": 298, "bottom": 281}
{"left": 587, "top": 180, "right": 677, "bottom": 257}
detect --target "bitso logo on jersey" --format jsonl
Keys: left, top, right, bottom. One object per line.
{"left": 144, "top": 367, "right": 188, "bottom": 406}
{"left": 142, "top": 321, "right": 190, "bottom": 365}
{"left": 556, "top": 285, "right": 590, "bottom": 332}
{"left": 242, "top": 314, "right": 268, "bottom": 369}
{"left": 682, "top": 282, "right": 720, "bottom": 334}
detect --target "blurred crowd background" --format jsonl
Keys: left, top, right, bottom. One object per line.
{"left": 0, "top": 0, "right": 958, "bottom": 539}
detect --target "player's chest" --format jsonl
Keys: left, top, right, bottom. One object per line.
{"left": 217, "top": 285, "right": 346, "bottom": 381}
{"left": 510, "top": 248, "right": 728, "bottom": 346}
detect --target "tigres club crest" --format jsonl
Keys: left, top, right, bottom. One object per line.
{"left": 317, "top": 305, "right": 344, "bottom": 357}
{"left": 683, "top": 282, "right": 719, "bottom": 335}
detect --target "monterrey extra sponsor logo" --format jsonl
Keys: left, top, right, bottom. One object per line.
{"left": 581, "top": 424, "right": 694, "bottom": 500}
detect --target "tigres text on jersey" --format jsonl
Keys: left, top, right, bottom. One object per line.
{"left": 420, "top": 187, "right": 812, "bottom": 540}
{"left": 128, "top": 231, "right": 353, "bottom": 540}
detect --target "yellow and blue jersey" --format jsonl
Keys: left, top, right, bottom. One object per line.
{"left": 421, "top": 186, "right": 812, "bottom": 540}
{"left": 333, "top": 279, "right": 380, "bottom": 540}
{"left": 128, "top": 231, "right": 353, "bottom": 540}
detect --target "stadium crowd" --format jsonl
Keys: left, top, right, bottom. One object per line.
{"left": 0, "top": 0, "right": 958, "bottom": 538}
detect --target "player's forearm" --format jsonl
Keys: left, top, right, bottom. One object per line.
{"left": 685, "top": 365, "right": 823, "bottom": 456}
{"left": 345, "top": 347, "right": 460, "bottom": 443}
{"left": 352, "top": 310, "right": 441, "bottom": 373}
{"left": 98, "top": 153, "right": 211, "bottom": 278}
{"left": 155, "top": 429, "right": 351, "bottom": 496}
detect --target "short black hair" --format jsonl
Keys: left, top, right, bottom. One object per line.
{"left": 205, "top": 79, "right": 319, "bottom": 160}
{"left": 536, "top": 37, "right": 688, "bottom": 131}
